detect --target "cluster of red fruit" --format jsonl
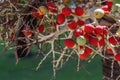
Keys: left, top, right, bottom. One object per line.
{"left": 64, "top": 23, "right": 120, "bottom": 60}
{"left": 20, "top": 1, "right": 120, "bottom": 61}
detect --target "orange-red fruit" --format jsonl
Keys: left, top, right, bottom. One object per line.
{"left": 31, "top": 12, "right": 43, "bottom": 19}
{"left": 64, "top": 39, "right": 75, "bottom": 48}
{"left": 57, "top": 14, "right": 65, "bottom": 24}
{"left": 102, "top": 5, "right": 110, "bottom": 14}
{"left": 75, "top": 7, "right": 84, "bottom": 16}
{"left": 103, "top": 26, "right": 108, "bottom": 35}
{"left": 38, "top": 25, "right": 45, "bottom": 33}
{"left": 84, "top": 24, "right": 95, "bottom": 33}
{"left": 67, "top": 21, "right": 77, "bottom": 30}
{"left": 77, "top": 19, "right": 85, "bottom": 26}
{"left": 95, "top": 26, "right": 104, "bottom": 36}
{"left": 79, "top": 52, "right": 88, "bottom": 60}
{"left": 73, "top": 29, "right": 83, "bottom": 38}
{"left": 84, "top": 46, "right": 93, "bottom": 54}
{"left": 108, "top": 36, "right": 118, "bottom": 45}
{"left": 106, "top": 48, "right": 113, "bottom": 54}
{"left": 114, "top": 52, "right": 120, "bottom": 61}
{"left": 89, "top": 36, "right": 99, "bottom": 47}
{"left": 99, "top": 37, "right": 105, "bottom": 47}
{"left": 46, "top": 2, "right": 58, "bottom": 13}
{"left": 106, "top": 1, "right": 113, "bottom": 8}
{"left": 22, "top": 26, "right": 33, "bottom": 37}
{"left": 62, "top": 0, "right": 68, "bottom": 2}
{"left": 62, "top": 7, "right": 72, "bottom": 16}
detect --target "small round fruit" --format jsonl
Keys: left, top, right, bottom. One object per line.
{"left": 108, "top": 36, "right": 118, "bottom": 45}
{"left": 75, "top": 7, "right": 84, "bottom": 16}
{"left": 57, "top": 14, "right": 65, "bottom": 24}
{"left": 95, "top": 26, "right": 104, "bottom": 36}
{"left": 94, "top": 8, "right": 104, "bottom": 19}
{"left": 46, "top": 2, "right": 58, "bottom": 13}
{"left": 84, "top": 24, "right": 95, "bottom": 33}
{"left": 37, "top": 6, "right": 48, "bottom": 15}
{"left": 62, "top": 7, "right": 72, "bottom": 16}
{"left": 77, "top": 19, "right": 85, "bottom": 26}
{"left": 99, "top": 37, "right": 105, "bottom": 47}
{"left": 22, "top": 26, "right": 33, "bottom": 37}
{"left": 84, "top": 46, "right": 93, "bottom": 54}
{"left": 114, "top": 52, "right": 120, "bottom": 61}
{"left": 67, "top": 21, "right": 77, "bottom": 30}
{"left": 106, "top": 48, "right": 113, "bottom": 54}
{"left": 64, "top": 39, "right": 75, "bottom": 48}
{"left": 73, "top": 29, "right": 83, "bottom": 38}
{"left": 38, "top": 25, "right": 45, "bottom": 33}
{"left": 79, "top": 52, "right": 88, "bottom": 60}
{"left": 76, "top": 36, "right": 87, "bottom": 46}
{"left": 89, "top": 36, "right": 99, "bottom": 47}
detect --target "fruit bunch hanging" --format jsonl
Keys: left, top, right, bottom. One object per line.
{"left": 0, "top": 0, "right": 120, "bottom": 77}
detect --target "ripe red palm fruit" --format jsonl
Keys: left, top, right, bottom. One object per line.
{"left": 89, "top": 36, "right": 99, "bottom": 47}
{"left": 75, "top": 7, "right": 84, "bottom": 16}
{"left": 57, "top": 14, "right": 65, "bottom": 25}
{"left": 64, "top": 39, "right": 75, "bottom": 48}
{"left": 73, "top": 29, "right": 83, "bottom": 38}
{"left": 106, "top": 1, "right": 113, "bottom": 8}
{"left": 46, "top": 2, "right": 58, "bottom": 13}
{"left": 62, "top": 7, "right": 72, "bottom": 16}
{"left": 38, "top": 25, "right": 45, "bottom": 33}
{"left": 95, "top": 26, "right": 104, "bottom": 36}
{"left": 84, "top": 24, "right": 95, "bottom": 33}
{"left": 99, "top": 37, "right": 105, "bottom": 47}
{"left": 79, "top": 52, "right": 88, "bottom": 60}
{"left": 108, "top": 36, "right": 118, "bottom": 45}
{"left": 67, "top": 21, "right": 77, "bottom": 30}
{"left": 84, "top": 46, "right": 93, "bottom": 54}
{"left": 77, "top": 19, "right": 85, "bottom": 26}
{"left": 114, "top": 52, "right": 120, "bottom": 61}
{"left": 106, "top": 48, "right": 113, "bottom": 54}
{"left": 22, "top": 26, "right": 33, "bottom": 37}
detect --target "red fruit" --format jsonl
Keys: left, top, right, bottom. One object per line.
{"left": 79, "top": 52, "right": 88, "bottom": 60}
{"left": 38, "top": 25, "right": 45, "bottom": 33}
{"left": 84, "top": 46, "right": 93, "bottom": 54}
{"left": 106, "top": 1, "right": 113, "bottom": 8}
{"left": 84, "top": 24, "right": 95, "bottom": 33}
{"left": 99, "top": 37, "right": 105, "bottom": 47}
{"left": 22, "top": 26, "right": 33, "bottom": 37}
{"left": 102, "top": 5, "right": 111, "bottom": 14}
{"left": 114, "top": 52, "right": 120, "bottom": 61}
{"left": 57, "top": 14, "right": 65, "bottom": 24}
{"left": 89, "top": 36, "right": 99, "bottom": 47}
{"left": 106, "top": 48, "right": 113, "bottom": 54}
{"left": 77, "top": 19, "right": 85, "bottom": 26}
{"left": 108, "top": 36, "right": 118, "bottom": 45}
{"left": 102, "top": 5, "right": 109, "bottom": 11}
{"left": 46, "top": 2, "right": 58, "bottom": 13}
{"left": 103, "top": 26, "right": 108, "bottom": 35}
{"left": 31, "top": 12, "right": 43, "bottom": 19}
{"left": 64, "top": 39, "right": 75, "bottom": 48}
{"left": 84, "top": 34, "right": 90, "bottom": 41}
{"left": 73, "top": 29, "right": 83, "bottom": 38}
{"left": 67, "top": 21, "right": 77, "bottom": 30}
{"left": 95, "top": 26, "right": 104, "bottom": 36}
{"left": 62, "top": 0, "right": 68, "bottom": 2}
{"left": 75, "top": 7, "right": 84, "bottom": 16}
{"left": 62, "top": 7, "right": 72, "bottom": 16}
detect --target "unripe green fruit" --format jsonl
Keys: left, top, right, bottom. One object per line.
{"left": 76, "top": 36, "right": 87, "bottom": 46}
{"left": 94, "top": 9, "right": 104, "bottom": 19}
